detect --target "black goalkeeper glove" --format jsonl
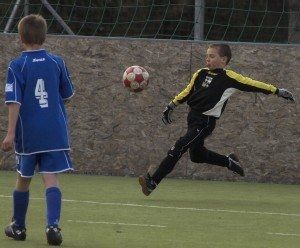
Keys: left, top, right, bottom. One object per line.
{"left": 162, "top": 101, "right": 176, "bottom": 125}
{"left": 277, "top": 88, "right": 295, "bottom": 102}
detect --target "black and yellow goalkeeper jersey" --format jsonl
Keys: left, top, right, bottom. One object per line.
{"left": 172, "top": 68, "right": 278, "bottom": 118}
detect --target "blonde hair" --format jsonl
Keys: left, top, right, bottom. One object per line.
{"left": 18, "top": 14, "right": 47, "bottom": 45}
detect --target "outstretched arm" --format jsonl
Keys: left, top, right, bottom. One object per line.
{"left": 226, "top": 70, "right": 295, "bottom": 102}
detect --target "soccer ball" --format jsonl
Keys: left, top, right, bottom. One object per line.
{"left": 122, "top": 65, "right": 149, "bottom": 92}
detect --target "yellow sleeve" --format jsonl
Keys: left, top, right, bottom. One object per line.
{"left": 226, "top": 70, "right": 278, "bottom": 94}
{"left": 173, "top": 69, "right": 202, "bottom": 105}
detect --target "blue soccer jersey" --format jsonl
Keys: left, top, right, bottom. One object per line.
{"left": 5, "top": 49, "right": 75, "bottom": 155}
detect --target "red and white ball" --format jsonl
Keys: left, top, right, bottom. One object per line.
{"left": 122, "top": 65, "right": 149, "bottom": 92}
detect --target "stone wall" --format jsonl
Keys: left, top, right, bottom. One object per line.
{"left": 0, "top": 34, "right": 299, "bottom": 183}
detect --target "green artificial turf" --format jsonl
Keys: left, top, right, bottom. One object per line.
{"left": 0, "top": 171, "right": 299, "bottom": 248}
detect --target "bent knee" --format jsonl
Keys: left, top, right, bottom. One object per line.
{"left": 190, "top": 155, "right": 205, "bottom": 163}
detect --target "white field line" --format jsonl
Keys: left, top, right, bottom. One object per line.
{"left": 67, "top": 220, "right": 166, "bottom": 228}
{"left": 267, "top": 232, "right": 300, "bottom": 236}
{"left": 0, "top": 194, "right": 299, "bottom": 217}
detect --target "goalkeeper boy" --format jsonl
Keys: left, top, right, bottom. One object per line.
{"left": 139, "top": 43, "right": 294, "bottom": 196}
{"left": 2, "top": 14, "right": 74, "bottom": 245}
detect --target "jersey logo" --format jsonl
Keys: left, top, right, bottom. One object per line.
{"left": 202, "top": 76, "right": 213, "bottom": 88}
{"left": 207, "top": 71, "right": 217, "bottom": 76}
{"left": 32, "top": 58, "right": 45, "bottom": 62}
{"left": 5, "top": 83, "right": 13, "bottom": 92}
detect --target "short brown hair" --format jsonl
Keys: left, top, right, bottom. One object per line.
{"left": 18, "top": 14, "right": 47, "bottom": 45}
{"left": 209, "top": 44, "right": 232, "bottom": 64}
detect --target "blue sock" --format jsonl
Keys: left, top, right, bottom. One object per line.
{"left": 13, "top": 190, "right": 29, "bottom": 228}
{"left": 46, "top": 187, "right": 62, "bottom": 228}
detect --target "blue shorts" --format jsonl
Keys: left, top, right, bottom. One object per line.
{"left": 16, "top": 151, "right": 73, "bottom": 178}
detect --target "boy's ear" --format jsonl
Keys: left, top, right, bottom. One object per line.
{"left": 19, "top": 35, "right": 24, "bottom": 44}
{"left": 221, "top": 56, "right": 228, "bottom": 65}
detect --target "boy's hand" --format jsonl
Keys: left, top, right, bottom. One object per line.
{"left": 277, "top": 88, "right": 295, "bottom": 101}
{"left": 2, "top": 133, "right": 15, "bottom": 152}
{"left": 162, "top": 101, "right": 176, "bottom": 125}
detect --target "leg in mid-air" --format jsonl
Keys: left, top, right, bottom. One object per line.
{"left": 139, "top": 115, "right": 216, "bottom": 196}
{"left": 189, "top": 140, "right": 244, "bottom": 177}
{"left": 139, "top": 115, "right": 244, "bottom": 196}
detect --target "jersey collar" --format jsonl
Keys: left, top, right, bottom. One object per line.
{"left": 22, "top": 49, "right": 46, "bottom": 55}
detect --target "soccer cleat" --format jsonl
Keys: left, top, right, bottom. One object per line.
{"left": 227, "top": 153, "right": 245, "bottom": 177}
{"left": 138, "top": 173, "right": 157, "bottom": 196}
{"left": 4, "top": 221, "right": 26, "bottom": 241}
{"left": 46, "top": 226, "right": 62, "bottom": 246}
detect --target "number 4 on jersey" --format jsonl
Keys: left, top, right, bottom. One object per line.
{"left": 35, "top": 79, "right": 48, "bottom": 108}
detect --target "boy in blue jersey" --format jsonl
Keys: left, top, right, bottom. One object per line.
{"left": 139, "top": 44, "right": 294, "bottom": 196}
{"left": 2, "top": 14, "right": 74, "bottom": 245}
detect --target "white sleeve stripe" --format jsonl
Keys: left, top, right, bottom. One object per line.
{"left": 5, "top": 100, "right": 22, "bottom": 105}
{"left": 62, "top": 92, "right": 75, "bottom": 100}
{"left": 21, "top": 56, "right": 27, "bottom": 72}
{"left": 46, "top": 54, "right": 61, "bottom": 72}
{"left": 8, "top": 67, "right": 18, "bottom": 102}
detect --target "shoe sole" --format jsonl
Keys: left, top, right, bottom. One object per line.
{"left": 5, "top": 230, "right": 26, "bottom": 241}
{"left": 138, "top": 176, "right": 151, "bottom": 196}
{"left": 47, "top": 240, "right": 62, "bottom": 246}
{"left": 47, "top": 234, "right": 62, "bottom": 246}
{"left": 234, "top": 169, "right": 245, "bottom": 177}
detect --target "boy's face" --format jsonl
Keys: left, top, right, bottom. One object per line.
{"left": 205, "top": 47, "right": 227, "bottom": 70}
